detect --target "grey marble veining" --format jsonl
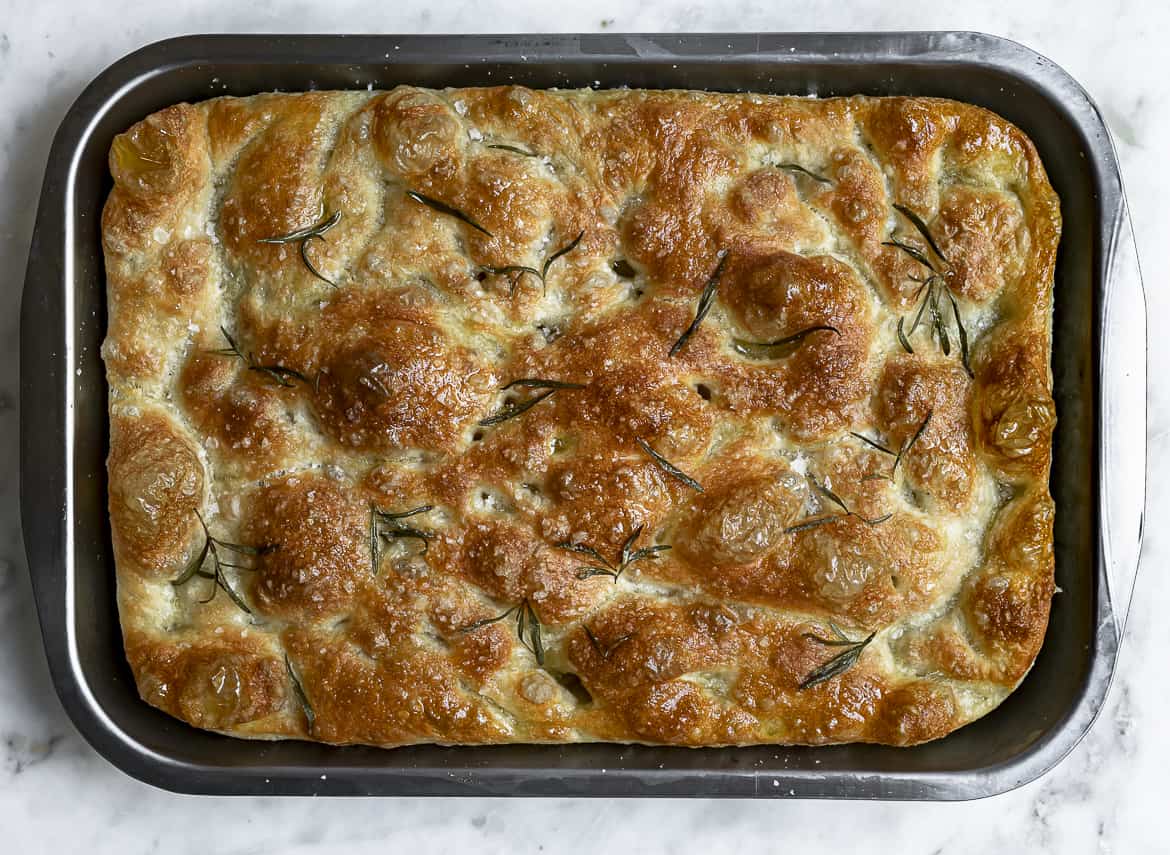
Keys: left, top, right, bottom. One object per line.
{"left": 1, "top": 2, "right": 1167, "bottom": 852}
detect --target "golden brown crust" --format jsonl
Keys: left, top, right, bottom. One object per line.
{"left": 125, "top": 629, "right": 289, "bottom": 732}
{"left": 104, "top": 87, "right": 1059, "bottom": 748}
{"left": 108, "top": 409, "right": 204, "bottom": 576}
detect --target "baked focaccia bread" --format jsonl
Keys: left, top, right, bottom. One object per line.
{"left": 102, "top": 86, "right": 1059, "bottom": 747}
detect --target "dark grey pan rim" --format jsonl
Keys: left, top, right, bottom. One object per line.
{"left": 19, "top": 31, "right": 1146, "bottom": 799}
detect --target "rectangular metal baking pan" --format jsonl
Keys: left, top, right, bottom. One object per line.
{"left": 19, "top": 31, "right": 1146, "bottom": 799}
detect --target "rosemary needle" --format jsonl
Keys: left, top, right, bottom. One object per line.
{"left": 487, "top": 143, "right": 537, "bottom": 157}
{"left": 557, "top": 526, "right": 670, "bottom": 582}
{"left": 285, "top": 655, "right": 316, "bottom": 733}
{"left": 258, "top": 210, "right": 342, "bottom": 287}
{"left": 480, "top": 230, "right": 585, "bottom": 295}
{"left": 210, "top": 327, "right": 307, "bottom": 388}
{"left": 459, "top": 599, "right": 545, "bottom": 666}
{"left": 172, "top": 511, "right": 272, "bottom": 614}
{"left": 584, "top": 624, "right": 633, "bottom": 660}
{"left": 635, "top": 437, "right": 704, "bottom": 492}
{"left": 895, "top": 204, "right": 948, "bottom": 263}
{"left": 479, "top": 379, "right": 584, "bottom": 427}
{"left": 369, "top": 504, "right": 436, "bottom": 574}
{"left": 732, "top": 325, "right": 840, "bottom": 360}
{"left": 784, "top": 476, "right": 892, "bottom": 532}
{"left": 406, "top": 190, "right": 493, "bottom": 237}
{"left": 778, "top": 162, "right": 831, "bottom": 183}
{"left": 670, "top": 253, "right": 728, "bottom": 357}
{"left": 798, "top": 629, "right": 876, "bottom": 690}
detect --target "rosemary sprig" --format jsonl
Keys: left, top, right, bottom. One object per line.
{"left": 172, "top": 511, "right": 273, "bottom": 614}
{"left": 487, "top": 143, "right": 537, "bottom": 156}
{"left": 258, "top": 210, "right": 341, "bottom": 287}
{"left": 583, "top": 624, "right": 633, "bottom": 660}
{"left": 557, "top": 525, "right": 671, "bottom": 582}
{"left": 459, "top": 599, "right": 545, "bottom": 666}
{"left": 480, "top": 230, "right": 584, "bottom": 295}
{"left": 847, "top": 409, "right": 933, "bottom": 482}
{"left": 478, "top": 378, "right": 585, "bottom": 427}
{"left": 885, "top": 207, "right": 973, "bottom": 377}
{"left": 778, "top": 162, "right": 831, "bottom": 183}
{"left": 670, "top": 253, "right": 728, "bottom": 357}
{"left": 901, "top": 274, "right": 971, "bottom": 373}
{"left": 635, "top": 437, "right": 703, "bottom": 493}
{"left": 406, "top": 190, "right": 493, "bottom": 237}
{"left": 284, "top": 655, "right": 315, "bottom": 733}
{"left": 732, "top": 324, "right": 840, "bottom": 360}
{"left": 369, "top": 503, "right": 435, "bottom": 574}
{"left": 210, "top": 327, "right": 307, "bottom": 388}
{"left": 784, "top": 477, "right": 891, "bottom": 533}
{"left": 798, "top": 626, "right": 876, "bottom": 690}
{"left": 884, "top": 204, "right": 945, "bottom": 274}
{"left": 895, "top": 203, "right": 948, "bottom": 262}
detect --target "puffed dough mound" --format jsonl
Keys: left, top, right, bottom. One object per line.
{"left": 103, "top": 86, "right": 1059, "bottom": 747}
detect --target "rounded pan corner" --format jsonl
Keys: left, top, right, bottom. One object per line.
{"left": 68, "top": 33, "right": 234, "bottom": 98}
{"left": 35, "top": 656, "right": 292, "bottom": 797}
{"left": 958, "top": 624, "right": 1122, "bottom": 801}
{"left": 959, "top": 31, "right": 1125, "bottom": 207}
{"left": 47, "top": 684, "right": 195, "bottom": 796}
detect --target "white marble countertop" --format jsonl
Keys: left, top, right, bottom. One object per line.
{"left": 1, "top": 1, "right": 1167, "bottom": 852}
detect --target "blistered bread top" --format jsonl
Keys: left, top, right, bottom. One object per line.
{"left": 102, "top": 86, "right": 1059, "bottom": 747}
